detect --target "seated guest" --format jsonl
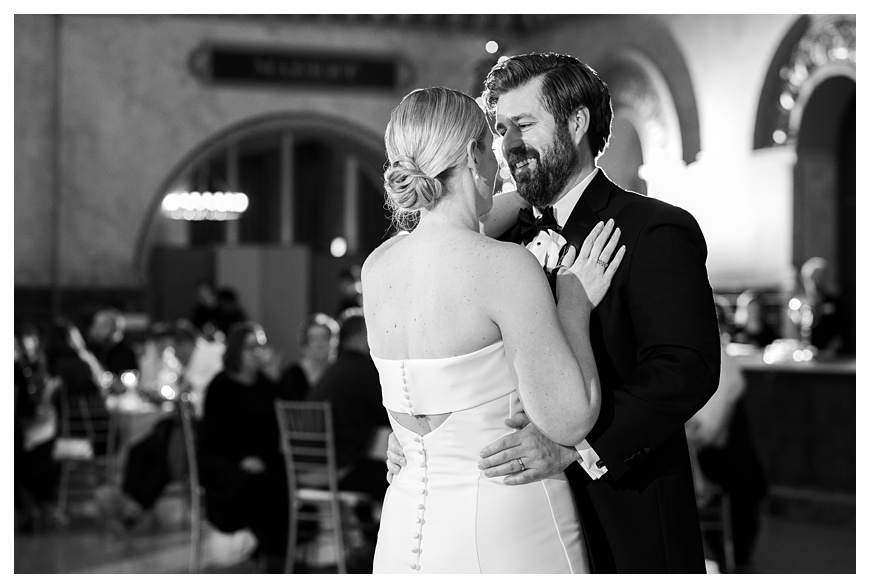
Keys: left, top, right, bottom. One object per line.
{"left": 687, "top": 345, "right": 768, "bottom": 571}
{"left": 279, "top": 313, "right": 339, "bottom": 401}
{"left": 792, "top": 257, "right": 846, "bottom": 354}
{"left": 15, "top": 323, "right": 62, "bottom": 530}
{"left": 211, "top": 287, "right": 248, "bottom": 339}
{"left": 732, "top": 289, "right": 777, "bottom": 348}
{"left": 307, "top": 308, "right": 390, "bottom": 569}
{"left": 96, "top": 320, "right": 223, "bottom": 534}
{"left": 137, "top": 321, "right": 174, "bottom": 394}
{"left": 43, "top": 318, "right": 113, "bottom": 455}
{"left": 198, "top": 322, "right": 288, "bottom": 573}
{"left": 172, "top": 319, "right": 225, "bottom": 418}
{"left": 189, "top": 279, "right": 220, "bottom": 340}
{"left": 87, "top": 308, "right": 139, "bottom": 378}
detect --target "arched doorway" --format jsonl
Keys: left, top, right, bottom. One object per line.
{"left": 753, "top": 14, "right": 856, "bottom": 354}
{"left": 793, "top": 78, "right": 856, "bottom": 353}
{"left": 596, "top": 49, "right": 697, "bottom": 198}
{"left": 135, "top": 112, "right": 391, "bottom": 360}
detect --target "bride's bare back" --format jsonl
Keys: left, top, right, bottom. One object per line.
{"left": 363, "top": 224, "right": 512, "bottom": 434}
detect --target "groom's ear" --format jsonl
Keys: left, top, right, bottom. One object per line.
{"left": 569, "top": 107, "right": 590, "bottom": 147}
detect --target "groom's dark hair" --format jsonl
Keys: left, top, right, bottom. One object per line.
{"left": 482, "top": 52, "right": 613, "bottom": 158}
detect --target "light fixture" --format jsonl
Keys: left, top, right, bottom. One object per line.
{"left": 120, "top": 370, "right": 139, "bottom": 388}
{"left": 160, "top": 385, "right": 177, "bottom": 400}
{"left": 330, "top": 236, "right": 348, "bottom": 258}
{"left": 161, "top": 191, "right": 249, "bottom": 220}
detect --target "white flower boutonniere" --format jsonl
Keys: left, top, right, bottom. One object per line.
{"left": 526, "top": 229, "right": 572, "bottom": 298}
{"left": 526, "top": 229, "right": 570, "bottom": 274}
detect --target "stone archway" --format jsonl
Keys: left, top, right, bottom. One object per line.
{"left": 133, "top": 111, "right": 388, "bottom": 279}
{"left": 596, "top": 48, "right": 694, "bottom": 198}
{"left": 753, "top": 14, "right": 856, "bottom": 353}
{"left": 132, "top": 112, "right": 389, "bottom": 359}
{"left": 753, "top": 15, "right": 856, "bottom": 150}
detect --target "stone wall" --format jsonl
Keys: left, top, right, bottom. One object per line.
{"left": 15, "top": 14, "right": 838, "bottom": 297}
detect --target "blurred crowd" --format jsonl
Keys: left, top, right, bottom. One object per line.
{"left": 14, "top": 256, "right": 848, "bottom": 573}
{"left": 714, "top": 257, "right": 847, "bottom": 357}
{"left": 14, "top": 266, "right": 387, "bottom": 573}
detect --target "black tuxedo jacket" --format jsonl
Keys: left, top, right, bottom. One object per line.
{"left": 508, "top": 170, "right": 721, "bottom": 572}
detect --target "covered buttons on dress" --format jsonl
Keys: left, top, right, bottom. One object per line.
{"left": 399, "top": 362, "right": 414, "bottom": 415}
{"left": 410, "top": 434, "right": 428, "bottom": 572}
{"left": 394, "top": 360, "right": 427, "bottom": 572}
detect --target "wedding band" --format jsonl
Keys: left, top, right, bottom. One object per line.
{"left": 517, "top": 458, "right": 525, "bottom": 471}
{"left": 596, "top": 259, "right": 609, "bottom": 269}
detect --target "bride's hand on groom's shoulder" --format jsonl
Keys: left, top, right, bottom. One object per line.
{"left": 477, "top": 412, "right": 579, "bottom": 485}
{"left": 557, "top": 218, "right": 626, "bottom": 308}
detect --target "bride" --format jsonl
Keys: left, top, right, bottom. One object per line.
{"left": 362, "top": 87, "right": 624, "bottom": 573}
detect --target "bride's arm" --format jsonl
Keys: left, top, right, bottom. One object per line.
{"left": 553, "top": 286, "right": 600, "bottom": 434}
{"left": 484, "top": 222, "right": 624, "bottom": 446}
{"left": 553, "top": 220, "right": 625, "bottom": 433}
{"left": 479, "top": 190, "right": 529, "bottom": 238}
{"left": 485, "top": 244, "right": 596, "bottom": 446}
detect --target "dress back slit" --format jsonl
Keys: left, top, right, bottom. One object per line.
{"left": 371, "top": 340, "right": 589, "bottom": 573}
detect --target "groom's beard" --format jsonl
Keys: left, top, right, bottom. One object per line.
{"left": 506, "top": 123, "right": 579, "bottom": 209}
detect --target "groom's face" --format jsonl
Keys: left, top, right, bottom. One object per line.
{"left": 494, "top": 77, "right": 579, "bottom": 209}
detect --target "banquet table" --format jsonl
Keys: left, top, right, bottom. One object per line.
{"left": 729, "top": 347, "right": 855, "bottom": 517}
{"left": 105, "top": 389, "right": 176, "bottom": 481}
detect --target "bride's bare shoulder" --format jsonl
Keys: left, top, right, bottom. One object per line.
{"left": 363, "top": 232, "right": 409, "bottom": 270}
{"left": 473, "top": 235, "right": 539, "bottom": 267}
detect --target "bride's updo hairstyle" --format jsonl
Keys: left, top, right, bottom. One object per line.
{"left": 384, "top": 87, "right": 489, "bottom": 229}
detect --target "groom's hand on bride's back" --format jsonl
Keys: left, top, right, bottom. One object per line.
{"left": 477, "top": 412, "right": 579, "bottom": 485}
{"left": 385, "top": 413, "right": 579, "bottom": 485}
{"left": 385, "top": 432, "right": 406, "bottom": 484}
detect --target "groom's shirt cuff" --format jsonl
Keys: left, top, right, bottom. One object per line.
{"left": 575, "top": 439, "right": 608, "bottom": 480}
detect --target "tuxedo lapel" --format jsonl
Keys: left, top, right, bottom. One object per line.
{"left": 561, "top": 197, "right": 599, "bottom": 249}
{"left": 560, "top": 169, "right": 614, "bottom": 248}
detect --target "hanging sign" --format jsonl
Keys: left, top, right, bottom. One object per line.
{"left": 189, "top": 44, "right": 408, "bottom": 90}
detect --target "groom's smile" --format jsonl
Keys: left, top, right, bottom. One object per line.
{"left": 495, "top": 76, "right": 581, "bottom": 208}
{"left": 501, "top": 120, "right": 579, "bottom": 209}
{"left": 508, "top": 154, "right": 539, "bottom": 178}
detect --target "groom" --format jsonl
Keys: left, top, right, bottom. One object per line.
{"left": 387, "top": 53, "right": 721, "bottom": 573}
{"left": 479, "top": 53, "right": 720, "bottom": 573}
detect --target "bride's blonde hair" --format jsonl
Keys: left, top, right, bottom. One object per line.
{"left": 383, "top": 87, "right": 489, "bottom": 229}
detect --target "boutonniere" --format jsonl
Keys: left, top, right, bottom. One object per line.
{"left": 526, "top": 229, "right": 572, "bottom": 298}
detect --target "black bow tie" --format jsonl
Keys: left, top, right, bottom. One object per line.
{"left": 517, "top": 206, "right": 562, "bottom": 245}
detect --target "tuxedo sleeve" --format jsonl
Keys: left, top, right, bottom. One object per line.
{"left": 587, "top": 204, "right": 721, "bottom": 481}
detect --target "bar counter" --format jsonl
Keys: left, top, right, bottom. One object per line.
{"left": 729, "top": 346, "right": 856, "bottom": 509}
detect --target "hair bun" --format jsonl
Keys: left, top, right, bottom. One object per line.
{"left": 383, "top": 156, "right": 443, "bottom": 212}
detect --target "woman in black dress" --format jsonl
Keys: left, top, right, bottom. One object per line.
{"left": 198, "top": 321, "right": 289, "bottom": 572}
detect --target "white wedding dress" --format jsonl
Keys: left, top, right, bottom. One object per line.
{"left": 371, "top": 340, "right": 589, "bottom": 573}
